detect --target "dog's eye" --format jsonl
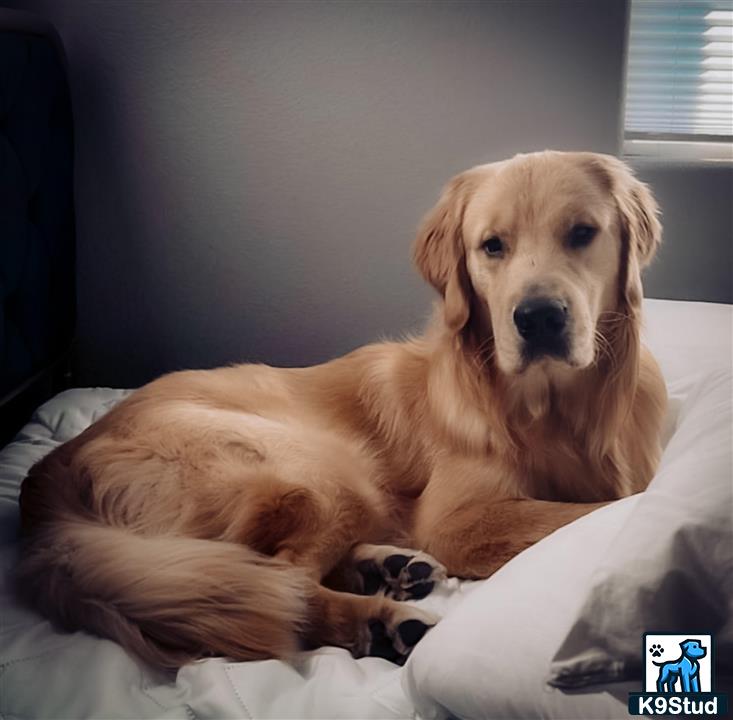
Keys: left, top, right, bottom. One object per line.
{"left": 482, "top": 236, "right": 504, "bottom": 257}
{"left": 568, "top": 224, "right": 597, "bottom": 249}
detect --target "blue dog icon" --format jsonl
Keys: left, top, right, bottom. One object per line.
{"left": 654, "top": 639, "right": 707, "bottom": 692}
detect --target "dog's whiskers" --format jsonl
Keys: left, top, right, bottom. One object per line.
{"left": 598, "top": 311, "right": 633, "bottom": 325}
{"left": 592, "top": 328, "right": 616, "bottom": 369}
{"left": 473, "top": 335, "right": 496, "bottom": 370}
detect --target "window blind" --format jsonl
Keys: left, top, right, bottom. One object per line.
{"left": 625, "top": 1, "right": 733, "bottom": 140}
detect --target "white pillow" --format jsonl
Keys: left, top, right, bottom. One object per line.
{"left": 404, "top": 368, "right": 732, "bottom": 719}
{"left": 403, "top": 497, "right": 640, "bottom": 719}
{"left": 549, "top": 368, "right": 733, "bottom": 688}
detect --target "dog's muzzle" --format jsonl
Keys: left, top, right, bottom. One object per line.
{"left": 513, "top": 296, "right": 569, "bottom": 362}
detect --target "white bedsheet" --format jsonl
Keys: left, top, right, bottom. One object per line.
{"left": 1, "top": 298, "right": 730, "bottom": 719}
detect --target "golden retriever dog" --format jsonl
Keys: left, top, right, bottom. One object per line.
{"left": 17, "top": 151, "right": 667, "bottom": 670}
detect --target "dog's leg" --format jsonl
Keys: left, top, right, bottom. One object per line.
{"left": 681, "top": 668, "right": 692, "bottom": 693}
{"left": 303, "top": 585, "right": 439, "bottom": 663}
{"left": 413, "top": 470, "right": 607, "bottom": 577}
{"left": 656, "top": 676, "right": 664, "bottom": 693}
{"left": 323, "top": 543, "right": 447, "bottom": 600}
{"left": 671, "top": 672, "right": 681, "bottom": 692}
{"left": 419, "top": 498, "right": 605, "bottom": 577}
{"left": 227, "top": 472, "right": 388, "bottom": 583}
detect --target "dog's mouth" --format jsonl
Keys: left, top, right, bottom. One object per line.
{"left": 508, "top": 330, "right": 595, "bottom": 376}
{"left": 520, "top": 334, "right": 570, "bottom": 365}
{"left": 493, "top": 298, "right": 598, "bottom": 376}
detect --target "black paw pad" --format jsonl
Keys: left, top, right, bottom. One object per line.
{"left": 407, "top": 561, "right": 433, "bottom": 581}
{"left": 357, "top": 560, "right": 383, "bottom": 595}
{"left": 407, "top": 581, "right": 434, "bottom": 599}
{"left": 383, "top": 554, "right": 411, "bottom": 578}
{"left": 397, "top": 619, "right": 430, "bottom": 647}
{"left": 368, "top": 619, "right": 400, "bottom": 662}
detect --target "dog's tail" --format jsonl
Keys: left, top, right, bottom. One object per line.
{"left": 15, "top": 518, "right": 312, "bottom": 671}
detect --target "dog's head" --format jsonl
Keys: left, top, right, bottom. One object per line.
{"left": 680, "top": 639, "right": 707, "bottom": 659}
{"left": 413, "top": 151, "right": 661, "bottom": 379}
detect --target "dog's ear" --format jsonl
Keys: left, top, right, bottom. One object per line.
{"left": 614, "top": 168, "right": 662, "bottom": 271}
{"left": 587, "top": 154, "right": 662, "bottom": 270}
{"left": 413, "top": 171, "right": 478, "bottom": 332}
{"left": 582, "top": 155, "right": 659, "bottom": 453}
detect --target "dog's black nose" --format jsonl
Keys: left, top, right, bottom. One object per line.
{"left": 513, "top": 297, "right": 568, "bottom": 343}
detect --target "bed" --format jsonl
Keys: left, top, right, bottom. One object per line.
{"left": 1, "top": 10, "right": 731, "bottom": 720}
{"left": 1, "top": 297, "right": 731, "bottom": 720}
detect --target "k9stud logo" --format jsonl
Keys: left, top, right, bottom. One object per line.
{"left": 628, "top": 633, "right": 728, "bottom": 716}
{"left": 644, "top": 634, "right": 712, "bottom": 693}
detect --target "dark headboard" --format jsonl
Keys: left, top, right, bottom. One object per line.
{"left": 0, "top": 9, "right": 75, "bottom": 444}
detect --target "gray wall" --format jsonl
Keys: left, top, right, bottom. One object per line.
{"left": 1, "top": 0, "right": 675, "bottom": 387}
{"left": 6, "top": 0, "right": 630, "bottom": 387}
{"left": 633, "top": 163, "right": 733, "bottom": 306}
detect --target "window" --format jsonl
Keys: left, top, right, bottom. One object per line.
{"left": 624, "top": 1, "right": 733, "bottom": 161}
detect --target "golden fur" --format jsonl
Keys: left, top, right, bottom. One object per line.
{"left": 17, "top": 151, "right": 667, "bottom": 670}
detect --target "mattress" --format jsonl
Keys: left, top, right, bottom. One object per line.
{"left": 1, "top": 298, "right": 731, "bottom": 720}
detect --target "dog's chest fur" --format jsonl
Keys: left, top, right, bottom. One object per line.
{"left": 509, "top": 418, "right": 619, "bottom": 502}
{"left": 487, "top": 368, "right": 629, "bottom": 502}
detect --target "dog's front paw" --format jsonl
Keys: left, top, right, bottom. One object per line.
{"left": 353, "top": 544, "right": 446, "bottom": 601}
{"left": 361, "top": 604, "right": 438, "bottom": 665}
